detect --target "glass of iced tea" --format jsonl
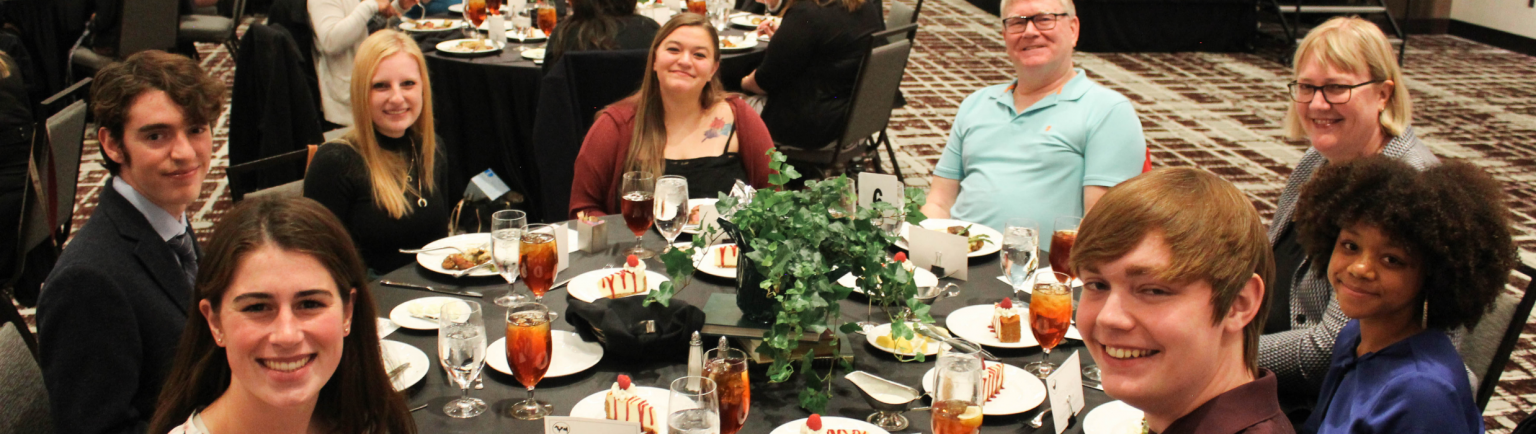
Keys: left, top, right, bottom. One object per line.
{"left": 704, "top": 347, "right": 750, "bottom": 434}
{"left": 535, "top": 0, "right": 558, "bottom": 48}
{"left": 686, "top": 0, "right": 707, "bottom": 14}
{"left": 1025, "top": 272, "right": 1072, "bottom": 378}
{"left": 506, "top": 302, "right": 554, "bottom": 419}
{"left": 1048, "top": 216, "right": 1081, "bottom": 284}
{"left": 462, "top": 0, "right": 490, "bottom": 40}
{"left": 621, "top": 171, "right": 657, "bottom": 259}
{"left": 519, "top": 224, "right": 558, "bottom": 302}
{"left": 931, "top": 345, "right": 984, "bottom": 434}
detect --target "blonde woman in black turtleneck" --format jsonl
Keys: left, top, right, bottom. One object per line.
{"left": 304, "top": 30, "right": 456, "bottom": 274}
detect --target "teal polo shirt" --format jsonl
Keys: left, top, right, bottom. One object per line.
{"left": 932, "top": 69, "right": 1146, "bottom": 242}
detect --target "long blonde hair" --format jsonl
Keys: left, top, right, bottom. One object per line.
{"left": 345, "top": 30, "right": 438, "bottom": 219}
{"left": 621, "top": 13, "right": 728, "bottom": 179}
{"left": 1284, "top": 16, "right": 1412, "bottom": 140}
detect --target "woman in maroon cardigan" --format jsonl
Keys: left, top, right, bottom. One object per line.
{"left": 569, "top": 13, "right": 775, "bottom": 219}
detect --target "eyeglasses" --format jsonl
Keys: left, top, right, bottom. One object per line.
{"left": 1002, "top": 13, "right": 1069, "bottom": 33}
{"left": 1287, "top": 80, "right": 1383, "bottom": 104}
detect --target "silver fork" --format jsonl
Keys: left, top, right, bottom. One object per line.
{"left": 400, "top": 245, "right": 464, "bottom": 254}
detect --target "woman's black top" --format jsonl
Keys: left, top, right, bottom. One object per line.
{"left": 303, "top": 130, "right": 453, "bottom": 273}
{"left": 753, "top": 0, "right": 883, "bottom": 149}
{"left": 1265, "top": 224, "right": 1307, "bottom": 334}
{"left": 665, "top": 125, "right": 746, "bottom": 199}
{"left": 543, "top": 14, "right": 661, "bottom": 74}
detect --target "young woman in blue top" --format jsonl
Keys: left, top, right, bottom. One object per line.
{"left": 1292, "top": 157, "right": 1518, "bottom": 434}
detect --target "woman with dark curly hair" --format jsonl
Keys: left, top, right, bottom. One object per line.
{"left": 1292, "top": 157, "right": 1517, "bottom": 434}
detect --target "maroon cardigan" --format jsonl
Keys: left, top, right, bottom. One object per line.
{"left": 568, "top": 96, "right": 776, "bottom": 219}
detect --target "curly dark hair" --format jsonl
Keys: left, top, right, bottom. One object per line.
{"left": 1294, "top": 157, "right": 1518, "bottom": 331}
{"left": 91, "top": 50, "right": 227, "bottom": 175}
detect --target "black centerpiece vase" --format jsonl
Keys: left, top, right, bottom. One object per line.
{"left": 718, "top": 218, "right": 780, "bottom": 324}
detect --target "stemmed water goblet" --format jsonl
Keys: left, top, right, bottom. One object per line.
{"left": 491, "top": 209, "right": 527, "bottom": 307}
{"left": 1002, "top": 218, "right": 1039, "bottom": 297}
{"left": 669, "top": 376, "right": 721, "bottom": 434}
{"left": 654, "top": 175, "right": 690, "bottom": 252}
{"left": 438, "top": 300, "right": 487, "bottom": 418}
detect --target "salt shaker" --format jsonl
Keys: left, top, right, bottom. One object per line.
{"left": 687, "top": 332, "right": 703, "bottom": 390}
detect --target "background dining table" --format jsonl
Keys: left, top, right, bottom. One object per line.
{"left": 375, "top": 214, "right": 1121, "bottom": 433}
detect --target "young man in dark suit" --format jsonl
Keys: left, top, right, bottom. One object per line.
{"left": 36, "top": 50, "right": 225, "bottom": 434}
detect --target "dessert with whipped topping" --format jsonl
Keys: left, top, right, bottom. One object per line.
{"left": 605, "top": 374, "right": 657, "bottom": 434}
{"left": 716, "top": 245, "right": 739, "bottom": 268}
{"left": 600, "top": 254, "right": 648, "bottom": 298}
{"left": 982, "top": 362, "right": 1005, "bottom": 402}
{"left": 991, "top": 298, "right": 1021, "bottom": 343}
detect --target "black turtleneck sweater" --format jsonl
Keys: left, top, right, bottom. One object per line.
{"left": 303, "top": 130, "right": 454, "bottom": 273}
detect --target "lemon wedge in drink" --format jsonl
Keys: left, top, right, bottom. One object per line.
{"left": 958, "top": 405, "right": 983, "bottom": 428}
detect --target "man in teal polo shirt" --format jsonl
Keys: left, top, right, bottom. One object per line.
{"left": 921, "top": 0, "right": 1145, "bottom": 237}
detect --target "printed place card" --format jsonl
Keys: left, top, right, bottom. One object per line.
{"left": 544, "top": 416, "right": 641, "bottom": 434}
{"left": 1045, "top": 350, "right": 1086, "bottom": 434}
{"left": 908, "top": 226, "right": 968, "bottom": 281}
{"left": 554, "top": 223, "right": 570, "bottom": 272}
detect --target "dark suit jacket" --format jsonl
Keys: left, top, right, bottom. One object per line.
{"left": 36, "top": 183, "right": 196, "bottom": 434}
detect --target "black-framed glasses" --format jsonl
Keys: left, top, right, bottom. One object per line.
{"left": 1288, "top": 80, "right": 1383, "bottom": 104}
{"left": 1002, "top": 13, "right": 1069, "bottom": 33}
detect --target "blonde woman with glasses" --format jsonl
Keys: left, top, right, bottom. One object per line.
{"left": 1257, "top": 16, "right": 1441, "bottom": 409}
{"left": 304, "top": 30, "right": 457, "bottom": 275}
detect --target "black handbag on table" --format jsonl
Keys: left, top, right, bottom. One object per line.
{"left": 565, "top": 293, "right": 704, "bottom": 364}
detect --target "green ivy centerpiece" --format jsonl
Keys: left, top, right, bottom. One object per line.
{"left": 645, "top": 150, "right": 933, "bottom": 413}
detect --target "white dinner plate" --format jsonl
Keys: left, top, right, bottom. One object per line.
{"left": 768, "top": 417, "right": 889, "bottom": 434}
{"left": 835, "top": 266, "right": 938, "bottom": 294}
{"left": 448, "top": 3, "right": 509, "bottom": 13}
{"left": 521, "top": 47, "right": 546, "bottom": 60}
{"left": 380, "top": 339, "right": 430, "bottom": 391}
{"left": 476, "top": 22, "right": 549, "bottom": 41}
{"left": 399, "top": 19, "right": 465, "bottom": 32}
{"left": 921, "top": 361, "right": 1047, "bottom": 416}
{"left": 718, "top": 34, "right": 758, "bottom": 52}
{"left": 944, "top": 304, "right": 1039, "bottom": 348}
{"left": 435, "top": 38, "right": 503, "bottom": 54}
{"left": 1083, "top": 400, "right": 1145, "bottom": 434}
{"left": 388, "top": 296, "right": 465, "bottom": 330}
{"left": 728, "top": 14, "right": 778, "bottom": 28}
{"left": 415, "top": 233, "right": 497, "bottom": 277}
{"left": 895, "top": 219, "right": 1004, "bottom": 257}
{"left": 571, "top": 385, "right": 672, "bottom": 434}
{"left": 567, "top": 268, "right": 670, "bottom": 303}
{"left": 681, "top": 198, "right": 719, "bottom": 234}
{"left": 485, "top": 331, "right": 605, "bottom": 378}
{"left": 696, "top": 243, "right": 738, "bottom": 279}
{"left": 864, "top": 323, "right": 943, "bottom": 357}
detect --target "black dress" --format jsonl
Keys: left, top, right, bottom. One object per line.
{"left": 665, "top": 123, "right": 747, "bottom": 199}
{"left": 752, "top": 0, "right": 883, "bottom": 149}
{"left": 0, "top": 52, "right": 32, "bottom": 283}
{"left": 542, "top": 14, "right": 661, "bottom": 74}
{"left": 303, "top": 131, "right": 454, "bottom": 273}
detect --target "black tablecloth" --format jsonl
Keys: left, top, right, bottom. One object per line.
{"left": 376, "top": 214, "right": 1114, "bottom": 433}
{"left": 411, "top": 18, "right": 769, "bottom": 224}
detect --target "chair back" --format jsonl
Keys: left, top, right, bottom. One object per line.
{"left": 884, "top": 0, "right": 920, "bottom": 45}
{"left": 531, "top": 49, "right": 648, "bottom": 222}
{"left": 1463, "top": 263, "right": 1536, "bottom": 410}
{"left": 228, "top": 24, "right": 324, "bottom": 197}
{"left": 836, "top": 29, "right": 913, "bottom": 153}
{"left": 0, "top": 323, "right": 53, "bottom": 434}
{"left": 119, "top": 0, "right": 179, "bottom": 55}
{"left": 34, "top": 78, "right": 92, "bottom": 239}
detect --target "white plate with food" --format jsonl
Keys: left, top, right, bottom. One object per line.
{"left": 567, "top": 268, "right": 670, "bottom": 303}
{"left": 921, "top": 361, "right": 1046, "bottom": 416}
{"left": 718, "top": 34, "right": 758, "bottom": 52}
{"left": 521, "top": 47, "right": 546, "bottom": 61}
{"left": 485, "top": 331, "right": 605, "bottom": 378}
{"left": 944, "top": 304, "right": 1040, "bottom": 348}
{"left": 400, "top": 18, "right": 464, "bottom": 32}
{"left": 681, "top": 198, "right": 719, "bottom": 234}
{"left": 570, "top": 385, "right": 672, "bottom": 434}
{"left": 694, "top": 243, "right": 740, "bottom": 279}
{"left": 895, "top": 219, "right": 1003, "bottom": 257}
{"left": 476, "top": 22, "right": 549, "bottom": 41}
{"left": 380, "top": 339, "right": 430, "bottom": 391}
{"left": 835, "top": 266, "right": 938, "bottom": 294}
{"left": 1083, "top": 400, "right": 1145, "bottom": 434}
{"left": 768, "top": 416, "right": 889, "bottom": 434}
{"left": 415, "top": 233, "right": 497, "bottom": 277}
{"left": 388, "top": 296, "right": 465, "bottom": 330}
{"left": 448, "top": 3, "right": 509, "bottom": 13}
{"left": 864, "top": 322, "right": 943, "bottom": 357}
{"left": 435, "top": 38, "right": 502, "bottom": 54}
{"left": 728, "top": 14, "right": 778, "bottom": 29}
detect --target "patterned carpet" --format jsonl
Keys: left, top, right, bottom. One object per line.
{"left": 18, "top": 0, "right": 1536, "bottom": 429}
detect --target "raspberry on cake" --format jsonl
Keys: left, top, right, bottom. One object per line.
{"left": 605, "top": 375, "right": 658, "bottom": 434}
{"left": 801, "top": 414, "right": 825, "bottom": 434}
{"left": 600, "top": 255, "right": 649, "bottom": 298}
{"left": 716, "top": 245, "right": 739, "bottom": 268}
{"left": 982, "top": 362, "right": 1005, "bottom": 402}
{"left": 992, "top": 298, "right": 1022, "bottom": 343}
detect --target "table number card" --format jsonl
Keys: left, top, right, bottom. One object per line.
{"left": 1045, "top": 350, "right": 1086, "bottom": 434}
{"left": 908, "top": 226, "right": 968, "bottom": 280}
{"left": 857, "top": 172, "right": 902, "bottom": 209}
{"left": 544, "top": 416, "right": 641, "bottom": 434}
{"left": 554, "top": 223, "right": 570, "bottom": 272}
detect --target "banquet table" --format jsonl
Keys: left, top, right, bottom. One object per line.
{"left": 376, "top": 214, "right": 1117, "bottom": 433}
{"left": 406, "top": 17, "right": 769, "bottom": 222}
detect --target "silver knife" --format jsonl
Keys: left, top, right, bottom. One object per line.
{"left": 551, "top": 278, "right": 573, "bottom": 290}
{"left": 379, "top": 280, "right": 484, "bottom": 297}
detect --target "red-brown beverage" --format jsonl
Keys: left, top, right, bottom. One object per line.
{"left": 486, "top": 0, "right": 504, "bottom": 11}
{"left": 931, "top": 400, "right": 983, "bottom": 434}
{"left": 536, "top": 6, "right": 558, "bottom": 36}
{"left": 520, "top": 232, "right": 557, "bottom": 298}
{"left": 1048, "top": 229, "right": 1077, "bottom": 282}
{"left": 464, "top": 0, "right": 489, "bottom": 25}
{"left": 704, "top": 356, "right": 750, "bottom": 434}
{"left": 686, "top": 0, "right": 707, "bottom": 14}
{"left": 1029, "top": 284, "right": 1072, "bottom": 351}
{"left": 621, "top": 191, "right": 655, "bottom": 237}
{"left": 505, "top": 311, "right": 552, "bottom": 388}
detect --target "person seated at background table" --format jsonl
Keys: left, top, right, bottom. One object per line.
{"left": 919, "top": 0, "right": 1144, "bottom": 234}
{"left": 1073, "top": 167, "right": 1293, "bottom": 434}
{"left": 0, "top": 50, "right": 31, "bottom": 295}
{"left": 542, "top": 0, "right": 661, "bottom": 73}
{"left": 1258, "top": 16, "right": 1438, "bottom": 409}
{"left": 81, "top": 0, "right": 216, "bottom": 58}
{"left": 36, "top": 50, "right": 225, "bottom": 434}
{"left": 147, "top": 196, "right": 416, "bottom": 434}
{"left": 305, "top": 30, "right": 453, "bottom": 274}
{"left": 737, "top": 0, "right": 881, "bottom": 154}
{"left": 311, "top": 0, "right": 420, "bottom": 126}
{"left": 1290, "top": 157, "right": 1515, "bottom": 434}
{"left": 569, "top": 13, "right": 773, "bottom": 218}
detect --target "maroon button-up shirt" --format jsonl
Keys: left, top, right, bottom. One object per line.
{"left": 1159, "top": 369, "right": 1296, "bottom": 434}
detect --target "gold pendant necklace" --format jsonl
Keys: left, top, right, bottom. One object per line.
{"left": 406, "top": 138, "right": 427, "bottom": 208}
